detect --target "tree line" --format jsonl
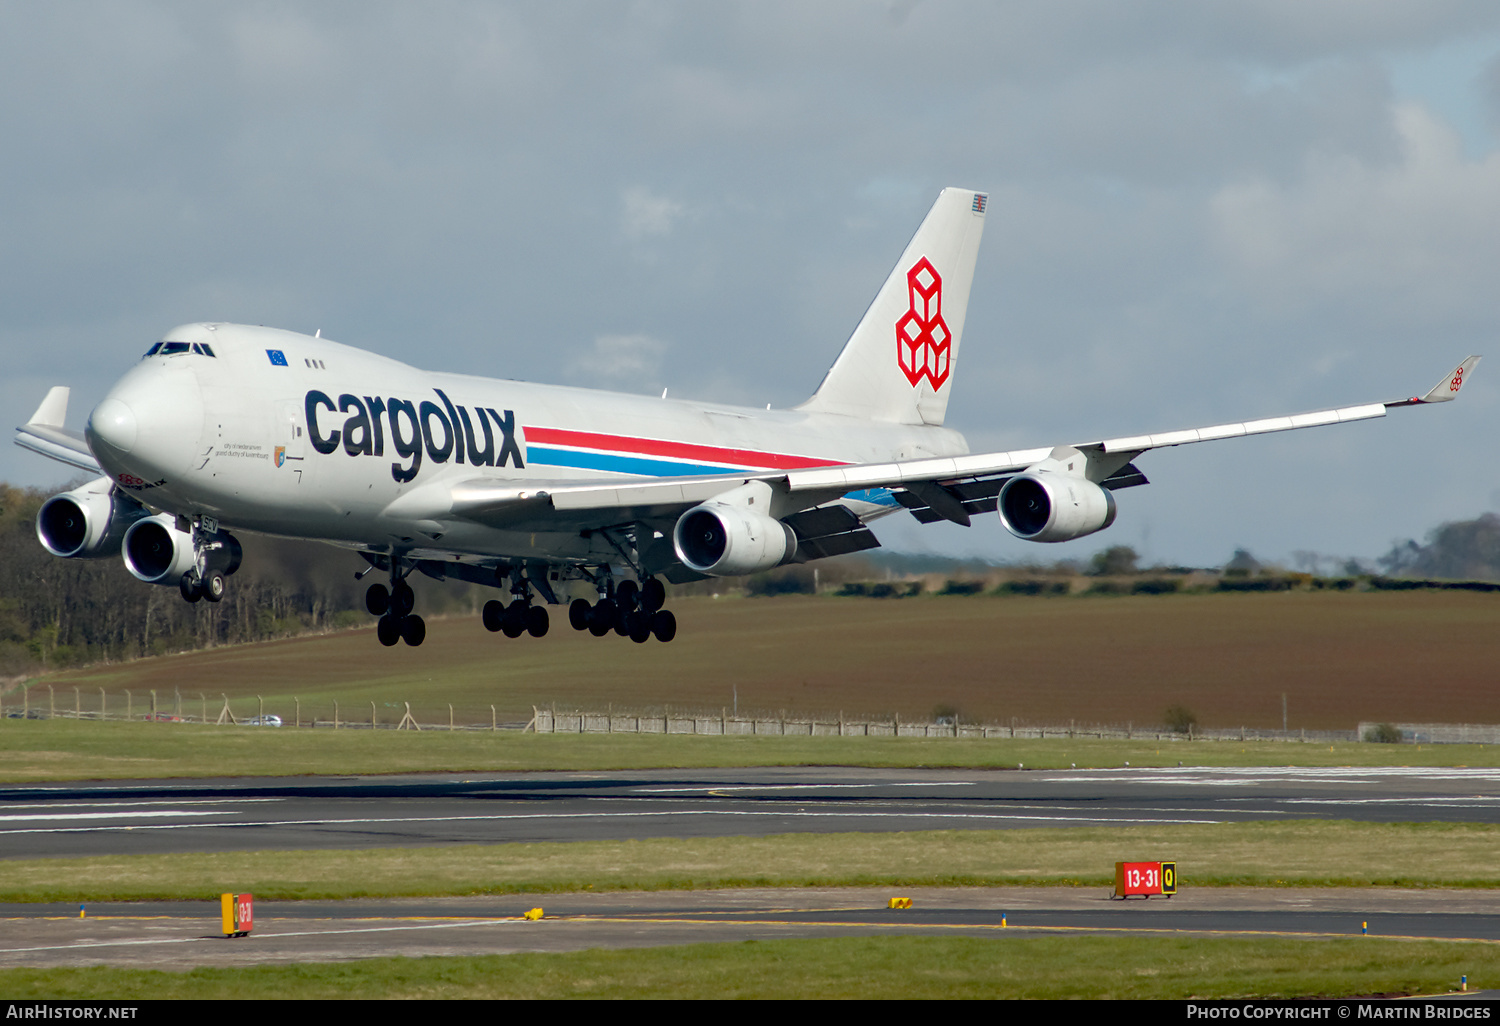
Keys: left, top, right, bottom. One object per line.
{"left": 4, "top": 474, "right": 1499, "bottom": 676}
{"left": 0, "top": 482, "right": 469, "bottom": 675}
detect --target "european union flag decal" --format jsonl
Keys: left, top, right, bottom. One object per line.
{"left": 266, "top": 349, "right": 288, "bottom": 366}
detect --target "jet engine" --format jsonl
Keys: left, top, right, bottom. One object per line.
{"left": 122, "top": 514, "right": 242, "bottom": 585}
{"left": 36, "top": 477, "right": 147, "bottom": 559}
{"left": 673, "top": 482, "right": 797, "bottom": 577}
{"left": 998, "top": 472, "right": 1117, "bottom": 543}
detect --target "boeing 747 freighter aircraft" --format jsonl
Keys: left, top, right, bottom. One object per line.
{"left": 14, "top": 188, "right": 1479, "bottom": 646}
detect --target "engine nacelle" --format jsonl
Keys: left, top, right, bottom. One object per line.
{"left": 673, "top": 482, "right": 796, "bottom": 577}
{"left": 998, "top": 472, "right": 1117, "bottom": 543}
{"left": 122, "top": 515, "right": 197, "bottom": 584}
{"left": 122, "top": 515, "right": 243, "bottom": 585}
{"left": 36, "top": 477, "right": 147, "bottom": 559}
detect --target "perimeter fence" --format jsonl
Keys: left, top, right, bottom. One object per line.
{"left": 4, "top": 684, "right": 1496, "bottom": 743}
{"left": 527, "top": 706, "right": 1365, "bottom": 743}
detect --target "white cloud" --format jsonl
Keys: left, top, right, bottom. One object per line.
{"left": 1210, "top": 102, "right": 1500, "bottom": 328}
{"left": 566, "top": 333, "right": 669, "bottom": 390}
{"left": 620, "top": 187, "right": 686, "bottom": 240}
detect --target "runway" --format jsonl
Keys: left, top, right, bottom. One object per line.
{"left": 2, "top": 764, "right": 1498, "bottom": 858}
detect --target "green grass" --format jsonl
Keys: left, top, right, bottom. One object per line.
{"left": 1, "top": 717, "right": 1496, "bottom": 782}
{"left": 0, "top": 936, "right": 1492, "bottom": 999}
{"left": 3, "top": 822, "right": 1497, "bottom": 901}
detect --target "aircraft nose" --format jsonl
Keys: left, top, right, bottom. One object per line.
{"left": 88, "top": 398, "right": 138, "bottom": 455}
{"left": 86, "top": 365, "right": 204, "bottom": 480}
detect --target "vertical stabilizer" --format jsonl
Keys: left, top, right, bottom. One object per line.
{"left": 798, "top": 188, "right": 986, "bottom": 425}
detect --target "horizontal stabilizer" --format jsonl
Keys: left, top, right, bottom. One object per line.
{"left": 14, "top": 386, "right": 100, "bottom": 473}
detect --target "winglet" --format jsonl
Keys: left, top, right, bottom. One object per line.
{"left": 27, "top": 386, "right": 70, "bottom": 428}
{"left": 1387, "top": 356, "right": 1481, "bottom": 407}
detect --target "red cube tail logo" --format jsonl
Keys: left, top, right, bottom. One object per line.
{"left": 895, "top": 257, "right": 951, "bottom": 389}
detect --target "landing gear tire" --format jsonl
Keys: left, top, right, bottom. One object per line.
{"left": 527, "top": 606, "right": 550, "bottom": 638}
{"left": 628, "top": 612, "right": 652, "bottom": 644}
{"left": 377, "top": 614, "right": 401, "bottom": 647}
{"left": 179, "top": 573, "right": 202, "bottom": 603}
{"left": 651, "top": 609, "right": 677, "bottom": 643}
{"left": 641, "top": 577, "right": 666, "bottom": 613}
{"left": 202, "top": 571, "right": 226, "bottom": 603}
{"left": 366, "top": 583, "right": 390, "bottom": 616}
{"left": 588, "top": 599, "right": 616, "bottom": 637}
{"left": 501, "top": 602, "right": 527, "bottom": 639}
{"left": 569, "top": 598, "right": 591, "bottom": 631}
{"left": 401, "top": 614, "right": 426, "bottom": 647}
{"left": 482, "top": 599, "right": 505, "bottom": 632}
{"left": 616, "top": 579, "right": 639, "bottom": 607}
{"left": 390, "top": 580, "right": 415, "bottom": 617}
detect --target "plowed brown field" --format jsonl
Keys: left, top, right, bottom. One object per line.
{"left": 33, "top": 590, "right": 1500, "bottom": 731}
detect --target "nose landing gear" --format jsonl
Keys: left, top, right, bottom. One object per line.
{"left": 177, "top": 517, "right": 240, "bottom": 604}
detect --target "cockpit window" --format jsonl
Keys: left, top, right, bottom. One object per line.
{"left": 145, "top": 340, "right": 218, "bottom": 358}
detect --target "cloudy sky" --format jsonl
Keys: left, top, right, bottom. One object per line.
{"left": 3, "top": 1, "right": 1499, "bottom": 569}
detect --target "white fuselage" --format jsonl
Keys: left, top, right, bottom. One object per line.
{"left": 84, "top": 323, "right": 969, "bottom": 564}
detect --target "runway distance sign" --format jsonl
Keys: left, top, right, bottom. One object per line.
{"left": 1114, "top": 861, "right": 1176, "bottom": 898}
{"left": 221, "top": 892, "right": 254, "bottom": 937}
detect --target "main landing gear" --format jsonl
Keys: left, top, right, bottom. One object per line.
{"left": 366, "top": 572, "right": 425, "bottom": 647}
{"left": 482, "top": 569, "right": 549, "bottom": 639}
{"left": 569, "top": 576, "right": 675, "bottom": 644}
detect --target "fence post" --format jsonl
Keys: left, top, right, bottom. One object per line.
{"left": 48, "top": 685, "right": 54, "bottom": 719}
{"left": 149, "top": 689, "right": 156, "bottom": 720}
{"left": 295, "top": 698, "right": 300, "bottom": 729}
{"left": 371, "top": 701, "right": 376, "bottom": 729}
{"left": 74, "top": 687, "right": 80, "bottom": 719}
{"left": 99, "top": 687, "right": 105, "bottom": 721}
{"left": 492, "top": 705, "right": 496, "bottom": 731}
{"left": 334, "top": 700, "right": 339, "bottom": 730}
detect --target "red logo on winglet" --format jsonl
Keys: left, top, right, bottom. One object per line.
{"left": 896, "top": 257, "right": 951, "bottom": 389}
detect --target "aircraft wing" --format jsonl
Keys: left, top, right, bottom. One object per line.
{"left": 13, "top": 387, "right": 101, "bottom": 473}
{"left": 439, "top": 356, "right": 1479, "bottom": 533}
